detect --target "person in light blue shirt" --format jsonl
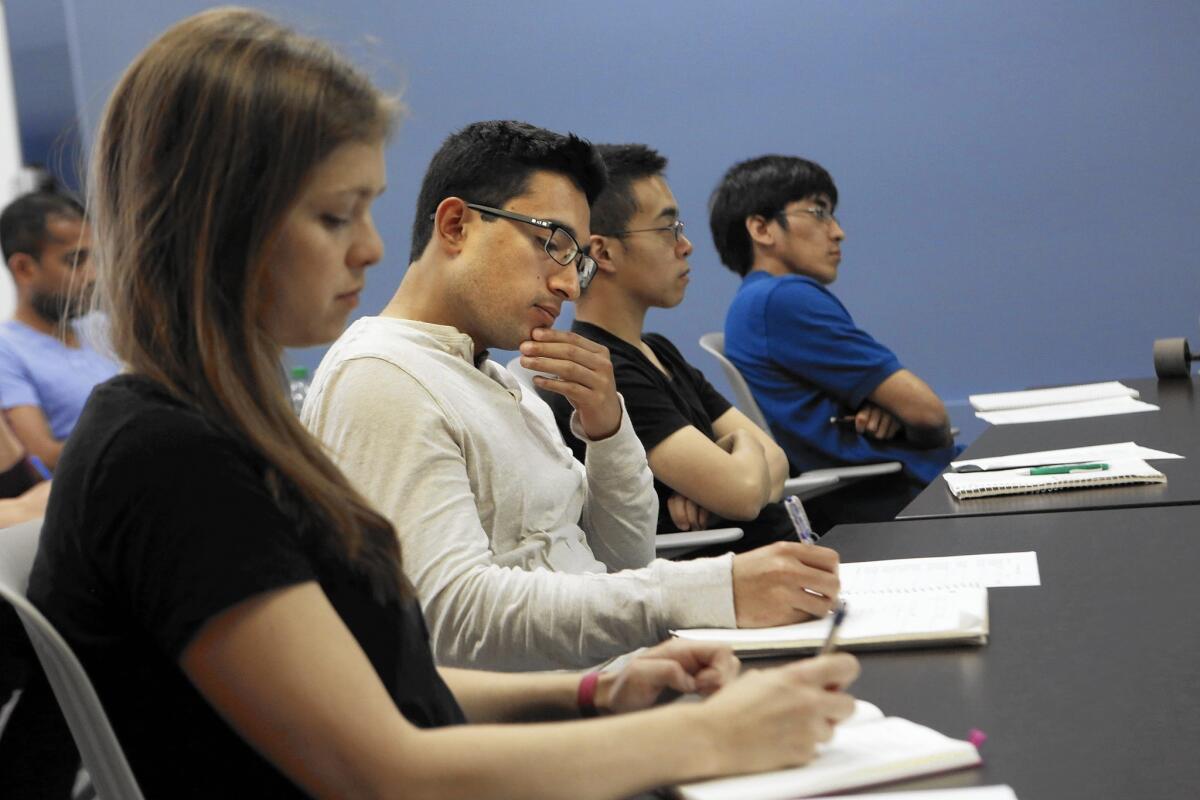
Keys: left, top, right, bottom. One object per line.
{"left": 711, "top": 155, "right": 959, "bottom": 531}
{"left": 0, "top": 191, "right": 119, "bottom": 469}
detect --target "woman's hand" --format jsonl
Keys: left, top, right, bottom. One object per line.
{"left": 597, "top": 639, "right": 741, "bottom": 715}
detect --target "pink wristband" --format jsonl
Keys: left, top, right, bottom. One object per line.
{"left": 577, "top": 671, "right": 601, "bottom": 718}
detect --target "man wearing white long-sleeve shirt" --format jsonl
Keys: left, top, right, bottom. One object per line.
{"left": 303, "top": 121, "right": 840, "bottom": 671}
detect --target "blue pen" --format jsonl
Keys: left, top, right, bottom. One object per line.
{"left": 784, "top": 495, "right": 816, "bottom": 544}
{"left": 27, "top": 455, "right": 52, "bottom": 481}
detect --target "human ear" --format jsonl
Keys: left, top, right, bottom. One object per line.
{"left": 589, "top": 234, "right": 619, "bottom": 275}
{"left": 745, "top": 215, "right": 776, "bottom": 248}
{"left": 5, "top": 253, "right": 37, "bottom": 286}
{"left": 433, "top": 197, "right": 469, "bottom": 255}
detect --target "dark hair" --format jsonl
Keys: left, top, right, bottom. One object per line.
{"left": 91, "top": 8, "right": 406, "bottom": 602}
{"left": 708, "top": 155, "right": 838, "bottom": 276}
{"left": 0, "top": 190, "right": 84, "bottom": 264}
{"left": 590, "top": 143, "right": 668, "bottom": 235}
{"left": 409, "top": 120, "right": 607, "bottom": 262}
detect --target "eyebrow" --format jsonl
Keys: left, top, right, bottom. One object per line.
{"left": 655, "top": 206, "right": 679, "bottom": 222}
{"left": 540, "top": 217, "right": 578, "bottom": 240}
{"left": 326, "top": 185, "right": 387, "bottom": 200}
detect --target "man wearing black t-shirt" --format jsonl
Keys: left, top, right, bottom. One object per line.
{"left": 549, "top": 144, "right": 794, "bottom": 551}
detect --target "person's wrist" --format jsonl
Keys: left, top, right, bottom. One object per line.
{"left": 577, "top": 671, "right": 604, "bottom": 717}
{"left": 580, "top": 398, "right": 622, "bottom": 441}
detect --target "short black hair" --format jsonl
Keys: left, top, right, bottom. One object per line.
{"left": 590, "top": 143, "right": 668, "bottom": 236}
{"left": 708, "top": 155, "right": 838, "bottom": 276}
{"left": 409, "top": 120, "right": 607, "bottom": 262}
{"left": 0, "top": 190, "right": 85, "bottom": 264}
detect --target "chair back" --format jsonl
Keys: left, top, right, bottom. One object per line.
{"left": 698, "top": 332, "right": 773, "bottom": 435}
{"left": 0, "top": 519, "right": 146, "bottom": 800}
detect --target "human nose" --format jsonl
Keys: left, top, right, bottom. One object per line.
{"left": 352, "top": 214, "right": 385, "bottom": 269}
{"left": 677, "top": 231, "right": 693, "bottom": 259}
{"left": 549, "top": 259, "right": 580, "bottom": 301}
{"left": 829, "top": 219, "right": 846, "bottom": 241}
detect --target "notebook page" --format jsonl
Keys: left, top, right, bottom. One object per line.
{"left": 841, "top": 552, "right": 1040, "bottom": 592}
{"left": 675, "top": 590, "right": 986, "bottom": 648}
{"left": 677, "top": 717, "right": 981, "bottom": 800}
{"left": 969, "top": 381, "right": 1137, "bottom": 412}
{"left": 975, "top": 396, "right": 1157, "bottom": 425}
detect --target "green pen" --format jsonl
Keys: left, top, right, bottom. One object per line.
{"left": 1022, "top": 462, "right": 1109, "bottom": 476}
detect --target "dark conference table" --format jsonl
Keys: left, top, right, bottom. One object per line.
{"left": 790, "top": 504, "right": 1200, "bottom": 799}
{"left": 899, "top": 376, "right": 1200, "bottom": 520}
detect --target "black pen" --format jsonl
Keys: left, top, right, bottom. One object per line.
{"left": 820, "top": 600, "right": 848, "bottom": 654}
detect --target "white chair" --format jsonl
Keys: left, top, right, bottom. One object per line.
{"left": 698, "top": 333, "right": 902, "bottom": 493}
{"left": 0, "top": 519, "right": 146, "bottom": 800}
{"left": 505, "top": 358, "right": 746, "bottom": 558}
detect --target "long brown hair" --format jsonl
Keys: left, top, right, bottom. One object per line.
{"left": 90, "top": 7, "right": 406, "bottom": 600}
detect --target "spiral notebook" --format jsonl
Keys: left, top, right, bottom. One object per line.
{"left": 942, "top": 457, "right": 1166, "bottom": 500}
{"left": 675, "top": 701, "right": 982, "bottom": 800}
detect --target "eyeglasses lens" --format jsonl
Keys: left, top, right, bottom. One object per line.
{"left": 545, "top": 228, "right": 578, "bottom": 266}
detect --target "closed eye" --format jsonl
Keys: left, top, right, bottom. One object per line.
{"left": 320, "top": 214, "right": 351, "bottom": 229}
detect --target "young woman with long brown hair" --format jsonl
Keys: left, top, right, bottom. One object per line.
{"left": 26, "top": 8, "right": 858, "bottom": 798}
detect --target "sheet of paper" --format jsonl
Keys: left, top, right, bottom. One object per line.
{"left": 841, "top": 552, "right": 1040, "bottom": 592}
{"left": 951, "top": 442, "right": 1183, "bottom": 471}
{"left": 839, "top": 787, "right": 1017, "bottom": 800}
{"left": 975, "top": 396, "right": 1158, "bottom": 425}
{"left": 969, "top": 381, "right": 1138, "bottom": 412}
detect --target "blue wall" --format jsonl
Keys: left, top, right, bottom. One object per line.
{"left": 56, "top": 0, "right": 1200, "bottom": 438}
{"left": 5, "top": 0, "right": 83, "bottom": 188}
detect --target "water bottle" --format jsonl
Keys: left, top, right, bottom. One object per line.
{"left": 289, "top": 366, "right": 311, "bottom": 414}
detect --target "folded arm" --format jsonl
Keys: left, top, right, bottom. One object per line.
{"left": 4, "top": 406, "right": 63, "bottom": 468}
{"left": 867, "top": 369, "right": 952, "bottom": 448}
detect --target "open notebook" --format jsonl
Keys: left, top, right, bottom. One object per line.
{"left": 675, "top": 701, "right": 982, "bottom": 800}
{"left": 943, "top": 457, "right": 1166, "bottom": 500}
{"left": 673, "top": 589, "right": 987, "bottom": 656}
{"left": 670, "top": 553, "right": 1032, "bottom": 656}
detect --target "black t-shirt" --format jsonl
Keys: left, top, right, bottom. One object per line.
{"left": 27, "top": 375, "right": 465, "bottom": 798}
{"left": 552, "top": 321, "right": 792, "bottom": 548}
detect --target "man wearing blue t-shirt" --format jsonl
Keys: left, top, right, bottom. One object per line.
{"left": 0, "top": 191, "right": 119, "bottom": 470}
{"left": 710, "top": 155, "right": 958, "bottom": 530}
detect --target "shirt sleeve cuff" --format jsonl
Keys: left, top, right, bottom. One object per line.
{"left": 653, "top": 552, "right": 737, "bottom": 629}
{"left": 573, "top": 395, "right": 649, "bottom": 483}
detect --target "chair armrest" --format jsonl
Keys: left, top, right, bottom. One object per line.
{"left": 782, "top": 473, "right": 840, "bottom": 500}
{"left": 656, "top": 527, "right": 744, "bottom": 559}
{"left": 801, "top": 461, "right": 902, "bottom": 481}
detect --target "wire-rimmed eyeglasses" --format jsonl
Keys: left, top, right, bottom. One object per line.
{"left": 603, "top": 218, "right": 686, "bottom": 243}
{"left": 777, "top": 207, "right": 839, "bottom": 226}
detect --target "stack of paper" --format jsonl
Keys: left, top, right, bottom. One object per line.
{"left": 673, "top": 552, "right": 1040, "bottom": 656}
{"left": 675, "top": 701, "right": 982, "bottom": 799}
{"left": 951, "top": 442, "right": 1182, "bottom": 473}
{"left": 968, "top": 381, "right": 1157, "bottom": 425}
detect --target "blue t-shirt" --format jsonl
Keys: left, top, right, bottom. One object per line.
{"left": 0, "top": 318, "right": 120, "bottom": 440}
{"left": 724, "top": 271, "right": 956, "bottom": 486}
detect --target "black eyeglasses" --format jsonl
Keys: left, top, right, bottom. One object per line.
{"left": 465, "top": 203, "right": 598, "bottom": 291}
{"left": 603, "top": 219, "right": 686, "bottom": 243}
